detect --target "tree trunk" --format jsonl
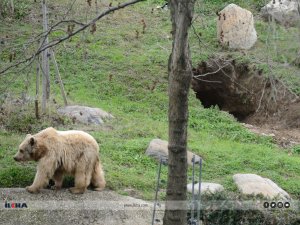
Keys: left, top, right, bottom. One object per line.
{"left": 41, "top": 0, "right": 50, "bottom": 113}
{"left": 35, "top": 58, "right": 40, "bottom": 119}
{"left": 10, "top": 0, "right": 14, "bottom": 16}
{"left": 163, "top": 0, "right": 195, "bottom": 224}
{"left": 51, "top": 49, "right": 68, "bottom": 106}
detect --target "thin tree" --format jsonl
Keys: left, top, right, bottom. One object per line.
{"left": 41, "top": 0, "right": 50, "bottom": 113}
{"left": 163, "top": 0, "right": 195, "bottom": 224}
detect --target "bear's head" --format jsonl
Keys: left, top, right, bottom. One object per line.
{"left": 14, "top": 134, "right": 37, "bottom": 162}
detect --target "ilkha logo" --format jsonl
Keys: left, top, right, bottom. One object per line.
{"left": 4, "top": 201, "right": 28, "bottom": 209}
{"left": 2, "top": 191, "right": 27, "bottom": 209}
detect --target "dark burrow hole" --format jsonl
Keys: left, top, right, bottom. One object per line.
{"left": 191, "top": 58, "right": 300, "bottom": 128}
{"left": 194, "top": 90, "right": 252, "bottom": 121}
{"left": 191, "top": 61, "right": 258, "bottom": 122}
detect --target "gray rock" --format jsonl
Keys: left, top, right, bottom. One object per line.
{"left": 233, "top": 174, "right": 290, "bottom": 199}
{"left": 145, "top": 139, "right": 202, "bottom": 166}
{"left": 261, "top": 0, "right": 300, "bottom": 27}
{"left": 187, "top": 182, "right": 224, "bottom": 195}
{"left": 57, "top": 105, "right": 114, "bottom": 125}
{"left": 217, "top": 4, "right": 257, "bottom": 49}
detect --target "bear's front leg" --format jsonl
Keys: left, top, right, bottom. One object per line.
{"left": 26, "top": 185, "right": 40, "bottom": 194}
{"left": 26, "top": 163, "right": 54, "bottom": 194}
{"left": 26, "top": 171, "right": 49, "bottom": 193}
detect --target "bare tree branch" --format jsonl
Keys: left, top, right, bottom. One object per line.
{"left": 193, "top": 63, "right": 230, "bottom": 78}
{"left": 193, "top": 77, "right": 222, "bottom": 83}
{"left": 0, "top": 0, "right": 145, "bottom": 75}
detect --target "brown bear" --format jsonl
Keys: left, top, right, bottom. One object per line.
{"left": 13, "top": 127, "right": 106, "bottom": 194}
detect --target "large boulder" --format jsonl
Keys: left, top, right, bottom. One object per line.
{"left": 217, "top": 4, "right": 257, "bottom": 50}
{"left": 145, "top": 139, "right": 202, "bottom": 166}
{"left": 233, "top": 174, "right": 290, "bottom": 199}
{"left": 261, "top": 0, "right": 300, "bottom": 27}
{"left": 187, "top": 182, "right": 224, "bottom": 195}
{"left": 57, "top": 105, "right": 114, "bottom": 125}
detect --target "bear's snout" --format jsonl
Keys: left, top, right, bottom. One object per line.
{"left": 13, "top": 156, "right": 20, "bottom": 161}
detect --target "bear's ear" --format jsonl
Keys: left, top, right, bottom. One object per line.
{"left": 29, "top": 137, "right": 36, "bottom": 146}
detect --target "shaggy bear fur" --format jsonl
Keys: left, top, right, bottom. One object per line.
{"left": 14, "top": 127, "right": 106, "bottom": 194}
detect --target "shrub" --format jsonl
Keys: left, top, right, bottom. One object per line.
{"left": 0, "top": 94, "right": 71, "bottom": 133}
{"left": 0, "top": 0, "right": 30, "bottom": 20}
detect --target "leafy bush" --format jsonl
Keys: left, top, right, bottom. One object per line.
{"left": 0, "top": 96, "right": 71, "bottom": 133}
{"left": 292, "top": 145, "right": 300, "bottom": 155}
{"left": 0, "top": 0, "right": 30, "bottom": 20}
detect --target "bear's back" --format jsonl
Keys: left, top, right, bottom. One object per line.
{"left": 57, "top": 130, "right": 95, "bottom": 141}
{"left": 58, "top": 130, "right": 98, "bottom": 148}
{"left": 57, "top": 130, "right": 90, "bottom": 136}
{"left": 36, "top": 128, "right": 99, "bottom": 152}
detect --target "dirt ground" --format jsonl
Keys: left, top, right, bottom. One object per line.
{"left": 0, "top": 188, "right": 164, "bottom": 225}
{"left": 242, "top": 123, "right": 300, "bottom": 148}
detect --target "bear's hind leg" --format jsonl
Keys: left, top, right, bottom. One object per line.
{"left": 69, "top": 165, "right": 91, "bottom": 194}
{"left": 92, "top": 162, "right": 106, "bottom": 191}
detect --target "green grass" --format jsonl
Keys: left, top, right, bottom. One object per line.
{"left": 0, "top": 0, "right": 299, "bottom": 201}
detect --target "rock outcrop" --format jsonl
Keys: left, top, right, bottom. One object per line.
{"left": 187, "top": 182, "right": 224, "bottom": 195}
{"left": 57, "top": 105, "right": 114, "bottom": 125}
{"left": 217, "top": 4, "right": 257, "bottom": 49}
{"left": 261, "top": 0, "right": 300, "bottom": 27}
{"left": 145, "top": 139, "right": 202, "bottom": 166}
{"left": 233, "top": 174, "right": 290, "bottom": 199}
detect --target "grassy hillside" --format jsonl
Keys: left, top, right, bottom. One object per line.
{"left": 0, "top": 0, "right": 299, "bottom": 200}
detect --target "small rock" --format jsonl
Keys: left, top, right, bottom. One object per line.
{"left": 57, "top": 105, "right": 114, "bottom": 125}
{"left": 261, "top": 0, "right": 300, "bottom": 27}
{"left": 145, "top": 139, "right": 202, "bottom": 166}
{"left": 241, "top": 123, "right": 254, "bottom": 129}
{"left": 217, "top": 4, "right": 257, "bottom": 49}
{"left": 187, "top": 182, "right": 224, "bottom": 195}
{"left": 261, "top": 132, "right": 275, "bottom": 137}
{"left": 233, "top": 174, "right": 290, "bottom": 199}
